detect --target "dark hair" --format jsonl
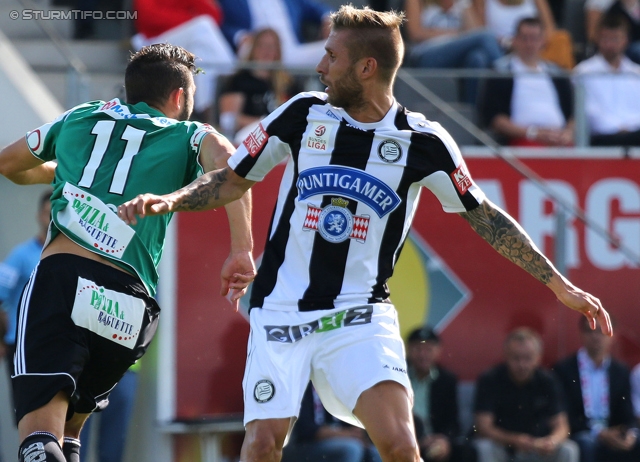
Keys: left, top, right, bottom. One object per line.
{"left": 407, "top": 326, "right": 440, "bottom": 344}
{"left": 125, "top": 43, "right": 197, "bottom": 107}
{"left": 330, "top": 5, "right": 405, "bottom": 85}
{"left": 504, "top": 327, "right": 543, "bottom": 353}
{"left": 515, "top": 16, "right": 544, "bottom": 36}
{"left": 598, "top": 12, "right": 630, "bottom": 34}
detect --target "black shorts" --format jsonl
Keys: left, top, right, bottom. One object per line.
{"left": 12, "top": 254, "right": 160, "bottom": 423}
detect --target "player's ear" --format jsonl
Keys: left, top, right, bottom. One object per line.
{"left": 169, "top": 87, "right": 184, "bottom": 112}
{"left": 360, "top": 57, "right": 377, "bottom": 80}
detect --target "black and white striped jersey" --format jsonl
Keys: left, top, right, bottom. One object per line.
{"left": 228, "top": 92, "right": 485, "bottom": 312}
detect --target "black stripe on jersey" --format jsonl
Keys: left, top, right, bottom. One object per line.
{"left": 369, "top": 107, "right": 415, "bottom": 302}
{"left": 248, "top": 98, "right": 324, "bottom": 309}
{"left": 298, "top": 121, "right": 376, "bottom": 311}
{"left": 232, "top": 96, "right": 324, "bottom": 178}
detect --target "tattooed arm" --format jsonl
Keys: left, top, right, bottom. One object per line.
{"left": 118, "top": 166, "right": 255, "bottom": 223}
{"left": 460, "top": 199, "right": 612, "bottom": 335}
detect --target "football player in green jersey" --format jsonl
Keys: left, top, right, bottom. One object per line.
{"left": 0, "top": 44, "right": 255, "bottom": 462}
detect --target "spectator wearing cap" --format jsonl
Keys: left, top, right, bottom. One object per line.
{"left": 406, "top": 326, "right": 475, "bottom": 462}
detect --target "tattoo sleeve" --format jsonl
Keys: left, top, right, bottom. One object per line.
{"left": 459, "top": 201, "right": 555, "bottom": 284}
{"left": 174, "top": 168, "right": 230, "bottom": 212}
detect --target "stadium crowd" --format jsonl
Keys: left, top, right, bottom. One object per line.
{"left": 122, "top": 0, "right": 640, "bottom": 147}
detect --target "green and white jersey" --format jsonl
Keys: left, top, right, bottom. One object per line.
{"left": 27, "top": 98, "right": 217, "bottom": 296}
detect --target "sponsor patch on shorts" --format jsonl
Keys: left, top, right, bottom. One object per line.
{"left": 264, "top": 306, "right": 373, "bottom": 343}
{"left": 71, "top": 277, "right": 145, "bottom": 349}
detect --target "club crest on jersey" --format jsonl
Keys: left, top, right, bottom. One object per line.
{"left": 303, "top": 198, "right": 370, "bottom": 243}
{"left": 306, "top": 122, "right": 331, "bottom": 151}
{"left": 297, "top": 166, "right": 401, "bottom": 218}
{"left": 377, "top": 139, "right": 402, "bottom": 163}
{"left": 254, "top": 380, "right": 275, "bottom": 403}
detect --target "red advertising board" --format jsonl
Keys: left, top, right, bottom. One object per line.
{"left": 172, "top": 152, "right": 640, "bottom": 419}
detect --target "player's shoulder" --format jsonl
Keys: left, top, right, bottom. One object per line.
{"left": 401, "top": 106, "right": 450, "bottom": 139}
{"left": 280, "top": 91, "right": 328, "bottom": 111}
{"left": 399, "top": 105, "right": 462, "bottom": 155}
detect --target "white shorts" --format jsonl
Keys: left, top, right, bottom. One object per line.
{"left": 242, "top": 303, "right": 411, "bottom": 427}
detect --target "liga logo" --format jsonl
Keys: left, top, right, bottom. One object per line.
{"left": 306, "top": 122, "right": 331, "bottom": 151}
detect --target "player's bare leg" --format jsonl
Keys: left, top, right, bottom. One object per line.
{"left": 18, "top": 390, "right": 68, "bottom": 461}
{"left": 354, "top": 381, "right": 420, "bottom": 462}
{"left": 240, "top": 417, "right": 292, "bottom": 462}
{"left": 62, "top": 412, "right": 91, "bottom": 462}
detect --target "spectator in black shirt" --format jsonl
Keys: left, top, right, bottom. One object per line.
{"left": 406, "top": 326, "right": 476, "bottom": 462}
{"left": 218, "top": 28, "right": 299, "bottom": 144}
{"left": 473, "top": 327, "right": 579, "bottom": 462}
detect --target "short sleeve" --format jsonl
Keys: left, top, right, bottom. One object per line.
{"left": 186, "top": 122, "right": 218, "bottom": 181}
{"left": 408, "top": 117, "right": 485, "bottom": 212}
{"left": 228, "top": 92, "right": 325, "bottom": 182}
{"left": 25, "top": 107, "right": 79, "bottom": 162}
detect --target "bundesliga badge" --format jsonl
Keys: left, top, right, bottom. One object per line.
{"left": 303, "top": 198, "right": 370, "bottom": 243}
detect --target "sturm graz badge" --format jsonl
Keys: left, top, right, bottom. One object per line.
{"left": 318, "top": 198, "right": 354, "bottom": 243}
{"left": 377, "top": 139, "right": 402, "bottom": 163}
{"left": 254, "top": 380, "right": 275, "bottom": 403}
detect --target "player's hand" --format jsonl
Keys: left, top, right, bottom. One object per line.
{"left": 117, "top": 194, "right": 173, "bottom": 225}
{"left": 554, "top": 283, "right": 612, "bottom": 336}
{"left": 220, "top": 250, "right": 256, "bottom": 310}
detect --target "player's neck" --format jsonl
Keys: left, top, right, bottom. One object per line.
{"left": 344, "top": 90, "right": 394, "bottom": 124}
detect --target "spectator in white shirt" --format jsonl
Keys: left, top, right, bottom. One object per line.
{"left": 573, "top": 12, "right": 640, "bottom": 146}
{"left": 478, "top": 17, "right": 574, "bottom": 146}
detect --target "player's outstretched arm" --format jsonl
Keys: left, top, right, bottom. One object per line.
{"left": 0, "top": 138, "right": 56, "bottom": 185}
{"left": 118, "top": 167, "right": 256, "bottom": 225}
{"left": 199, "top": 132, "right": 256, "bottom": 306}
{"left": 459, "top": 199, "right": 612, "bottom": 336}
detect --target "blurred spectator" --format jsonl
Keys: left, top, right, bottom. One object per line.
{"left": 218, "top": 28, "right": 300, "bottom": 144}
{"left": 606, "top": 0, "right": 640, "bottom": 62}
{"left": 0, "top": 190, "right": 50, "bottom": 419}
{"left": 217, "top": 0, "right": 332, "bottom": 67}
{"left": 406, "top": 326, "right": 476, "bottom": 462}
{"left": 479, "top": 17, "right": 574, "bottom": 146}
{"left": 632, "top": 363, "right": 640, "bottom": 426}
{"left": 588, "top": 0, "right": 640, "bottom": 62}
{"left": 573, "top": 12, "right": 640, "bottom": 146}
{"left": 131, "top": 0, "right": 236, "bottom": 121}
{"left": 404, "top": 0, "right": 503, "bottom": 103}
{"left": 553, "top": 316, "right": 640, "bottom": 462}
{"left": 473, "top": 0, "right": 575, "bottom": 68}
{"left": 80, "top": 364, "right": 139, "bottom": 462}
{"left": 282, "top": 382, "right": 382, "bottom": 462}
{"left": 473, "top": 327, "right": 579, "bottom": 462}
{"left": 585, "top": 0, "right": 615, "bottom": 47}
